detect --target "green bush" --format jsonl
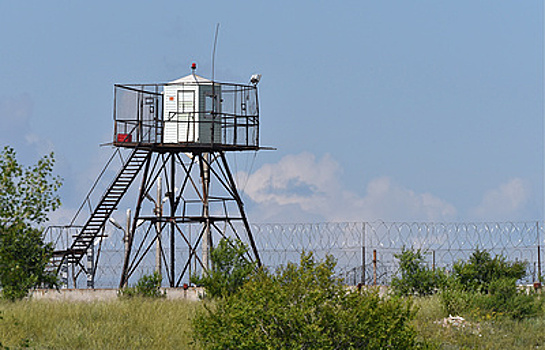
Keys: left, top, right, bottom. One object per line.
{"left": 119, "top": 272, "right": 165, "bottom": 298}
{"left": 441, "top": 282, "right": 543, "bottom": 320}
{"left": 193, "top": 252, "right": 429, "bottom": 349}
{"left": 469, "top": 278, "right": 542, "bottom": 320}
{"left": 452, "top": 249, "right": 526, "bottom": 293}
{"left": 438, "top": 250, "right": 541, "bottom": 320}
{"left": 439, "top": 282, "right": 473, "bottom": 316}
{"left": 391, "top": 248, "right": 446, "bottom": 296}
{"left": 192, "top": 237, "right": 256, "bottom": 299}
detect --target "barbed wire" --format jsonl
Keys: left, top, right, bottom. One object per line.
{"left": 46, "top": 221, "right": 544, "bottom": 288}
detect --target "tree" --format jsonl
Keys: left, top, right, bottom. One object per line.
{"left": 192, "top": 237, "right": 257, "bottom": 298}
{"left": 452, "top": 248, "right": 526, "bottom": 293}
{"left": 0, "top": 146, "right": 62, "bottom": 300}
{"left": 391, "top": 248, "right": 446, "bottom": 296}
{"left": 193, "top": 252, "right": 426, "bottom": 349}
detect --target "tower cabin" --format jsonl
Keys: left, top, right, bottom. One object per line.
{"left": 163, "top": 71, "right": 221, "bottom": 144}
{"left": 113, "top": 64, "right": 260, "bottom": 151}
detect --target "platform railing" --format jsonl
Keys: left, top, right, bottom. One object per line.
{"left": 113, "top": 82, "right": 259, "bottom": 149}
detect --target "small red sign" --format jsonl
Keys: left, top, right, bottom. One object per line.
{"left": 117, "top": 134, "right": 132, "bottom": 143}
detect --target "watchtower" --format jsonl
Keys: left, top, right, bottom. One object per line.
{"left": 54, "top": 64, "right": 265, "bottom": 288}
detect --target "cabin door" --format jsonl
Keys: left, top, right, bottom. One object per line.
{"left": 177, "top": 90, "right": 195, "bottom": 142}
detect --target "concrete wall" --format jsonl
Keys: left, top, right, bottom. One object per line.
{"left": 31, "top": 287, "right": 205, "bottom": 302}
{"left": 30, "top": 285, "right": 389, "bottom": 302}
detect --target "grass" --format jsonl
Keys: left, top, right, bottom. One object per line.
{"left": 0, "top": 298, "right": 201, "bottom": 349}
{"left": 2, "top": 294, "right": 545, "bottom": 349}
{"left": 413, "top": 295, "right": 545, "bottom": 349}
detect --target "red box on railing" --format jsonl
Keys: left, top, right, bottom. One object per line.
{"left": 117, "top": 133, "right": 132, "bottom": 143}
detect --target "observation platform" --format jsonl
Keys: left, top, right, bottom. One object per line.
{"left": 112, "top": 75, "right": 265, "bottom": 153}
{"left": 111, "top": 141, "right": 267, "bottom": 153}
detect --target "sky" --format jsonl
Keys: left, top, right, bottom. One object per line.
{"left": 0, "top": 1, "right": 543, "bottom": 224}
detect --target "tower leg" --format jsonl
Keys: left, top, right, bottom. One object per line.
{"left": 201, "top": 152, "right": 211, "bottom": 272}
{"left": 169, "top": 154, "right": 176, "bottom": 287}
{"left": 113, "top": 150, "right": 260, "bottom": 288}
{"left": 155, "top": 176, "right": 162, "bottom": 276}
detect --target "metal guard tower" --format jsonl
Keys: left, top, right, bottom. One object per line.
{"left": 53, "top": 65, "right": 264, "bottom": 288}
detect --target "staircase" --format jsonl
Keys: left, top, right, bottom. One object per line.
{"left": 53, "top": 148, "right": 150, "bottom": 269}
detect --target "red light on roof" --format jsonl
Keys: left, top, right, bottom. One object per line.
{"left": 191, "top": 62, "right": 197, "bottom": 70}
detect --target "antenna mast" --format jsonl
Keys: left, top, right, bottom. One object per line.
{"left": 212, "top": 23, "right": 220, "bottom": 82}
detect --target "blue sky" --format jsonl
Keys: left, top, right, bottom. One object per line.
{"left": 0, "top": 1, "right": 543, "bottom": 224}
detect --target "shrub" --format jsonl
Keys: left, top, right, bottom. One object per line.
{"left": 193, "top": 252, "right": 429, "bottom": 349}
{"left": 391, "top": 248, "right": 446, "bottom": 296}
{"left": 439, "top": 250, "right": 541, "bottom": 320}
{"left": 119, "top": 272, "right": 165, "bottom": 298}
{"left": 452, "top": 249, "right": 526, "bottom": 293}
{"left": 469, "top": 278, "right": 542, "bottom": 320}
{"left": 192, "top": 237, "right": 256, "bottom": 298}
{"left": 439, "top": 283, "right": 473, "bottom": 316}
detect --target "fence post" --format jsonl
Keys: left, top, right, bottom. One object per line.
{"left": 87, "top": 244, "right": 94, "bottom": 289}
{"left": 361, "top": 222, "right": 366, "bottom": 285}
{"left": 373, "top": 249, "right": 377, "bottom": 286}
{"left": 60, "top": 259, "right": 68, "bottom": 289}
{"left": 538, "top": 221, "right": 542, "bottom": 280}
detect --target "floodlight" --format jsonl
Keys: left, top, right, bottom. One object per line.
{"left": 250, "top": 74, "right": 261, "bottom": 85}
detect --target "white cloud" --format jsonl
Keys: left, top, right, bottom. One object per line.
{"left": 471, "top": 178, "right": 531, "bottom": 221}
{"left": 239, "top": 152, "right": 457, "bottom": 223}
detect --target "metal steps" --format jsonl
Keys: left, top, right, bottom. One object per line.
{"left": 53, "top": 148, "right": 150, "bottom": 269}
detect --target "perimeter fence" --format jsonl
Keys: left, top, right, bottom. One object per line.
{"left": 46, "top": 221, "right": 545, "bottom": 288}
{"left": 254, "top": 221, "right": 543, "bottom": 286}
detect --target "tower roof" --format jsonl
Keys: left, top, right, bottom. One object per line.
{"left": 168, "top": 74, "right": 212, "bottom": 84}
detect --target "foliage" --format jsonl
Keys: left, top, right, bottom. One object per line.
{"left": 0, "top": 146, "right": 62, "bottom": 227}
{"left": 438, "top": 280, "right": 473, "bottom": 317}
{"left": 193, "top": 252, "right": 428, "bottom": 349}
{"left": 441, "top": 277, "right": 543, "bottom": 320}
{"left": 413, "top": 295, "right": 545, "bottom": 350}
{"left": 451, "top": 249, "right": 527, "bottom": 293}
{"left": 192, "top": 237, "right": 256, "bottom": 299}
{"left": 391, "top": 248, "right": 540, "bottom": 320}
{"left": 439, "top": 249, "right": 540, "bottom": 320}
{"left": 4, "top": 295, "right": 545, "bottom": 350}
{"left": 0, "top": 147, "right": 61, "bottom": 300}
{"left": 0, "top": 223, "right": 57, "bottom": 301}
{"left": 391, "top": 248, "right": 446, "bottom": 297}
{"left": 472, "top": 277, "right": 542, "bottom": 320}
{"left": 119, "top": 272, "right": 165, "bottom": 298}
